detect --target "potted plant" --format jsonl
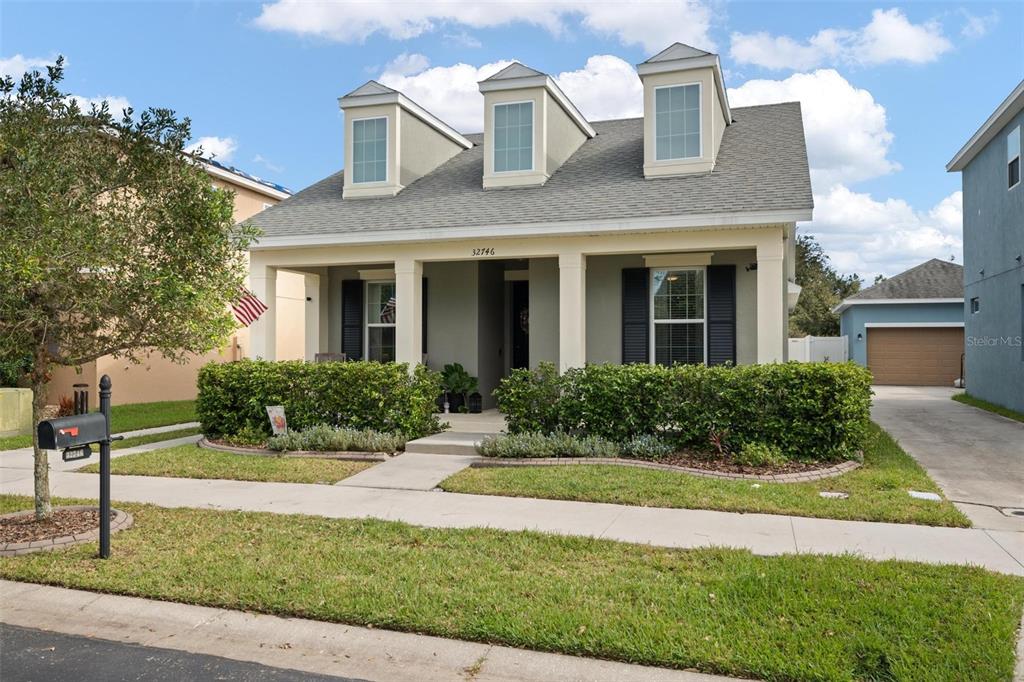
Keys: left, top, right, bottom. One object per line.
{"left": 441, "top": 363, "right": 477, "bottom": 413}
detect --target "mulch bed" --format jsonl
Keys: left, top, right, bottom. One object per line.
{"left": 1, "top": 507, "right": 112, "bottom": 545}
{"left": 656, "top": 452, "right": 835, "bottom": 476}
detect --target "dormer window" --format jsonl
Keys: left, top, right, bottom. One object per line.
{"left": 494, "top": 101, "right": 534, "bottom": 172}
{"left": 655, "top": 84, "right": 701, "bottom": 161}
{"left": 352, "top": 117, "right": 388, "bottom": 183}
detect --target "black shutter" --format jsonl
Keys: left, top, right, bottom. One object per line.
{"left": 341, "top": 279, "right": 363, "bottom": 360}
{"left": 622, "top": 268, "right": 650, "bottom": 364}
{"left": 706, "top": 265, "right": 736, "bottom": 366}
{"left": 422, "top": 277, "right": 428, "bottom": 354}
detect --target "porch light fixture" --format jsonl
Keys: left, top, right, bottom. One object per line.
{"left": 745, "top": 263, "right": 757, "bottom": 272}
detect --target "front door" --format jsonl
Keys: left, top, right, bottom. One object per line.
{"left": 510, "top": 280, "right": 529, "bottom": 370}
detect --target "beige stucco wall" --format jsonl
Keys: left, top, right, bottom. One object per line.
{"left": 399, "top": 109, "right": 464, "bottom": 188}
{"left": 641, "top": 66, "right": 729, "bottom": 178}
{"left": 528, "top": 258, "right": 559, "bottom": 367}
{"left": 0, "top": 388, "right": 34, "bottom": 437}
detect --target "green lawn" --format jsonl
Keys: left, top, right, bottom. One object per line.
{"left": 0, "top": 399, "right": 197, "bottom": 451}
{"left": 0, "top": 495, "right": 1020, "bottom": 681}
{"left": 442, "top": 422, "right": 970, "bottom": 527}
{"left": 953, "top": 392, "right": 1024, "bottom": 424}
{"left": 111, "top": 428, "right": 201, "bottom": 450}
{"left": 78, "top": 444, "right": 372, "bottom": 484}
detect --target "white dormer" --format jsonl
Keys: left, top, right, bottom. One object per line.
{"left": 338, "top": 81, "right": 472, "bottom": 199}
{"left": 478, "top": 63, "right": 595, "bottom": 189}
{"left": 637, "top": 44, "right": 732, "bottom": 179}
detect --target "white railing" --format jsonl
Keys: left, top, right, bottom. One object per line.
{"left": 788, "top": 335, "right": 848, "bottom": 363}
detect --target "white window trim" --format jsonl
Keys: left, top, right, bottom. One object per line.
{"left": 351, "top": 115, "right": 389, "bottom": 185}
{"left": 492, "top": 100, "right": 535, "bottom": 174}
{"left": 364, "top": 279, "right": 396, "bottom": 361}
{"left": 653, "top": 82, "right": 703, "bottom": 163}
{"left": 1009, "top": 125, "right": 1021, "bottom": 191}
{"left": 649, "top": 266, "right": 708, "bottom": 366}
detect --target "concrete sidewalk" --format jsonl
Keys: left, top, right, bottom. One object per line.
{"left": 1, "top": 468, "right": 1021, "bottom": 575}
{"left": 0, "top": 580, "right": 736, "bottom": 682}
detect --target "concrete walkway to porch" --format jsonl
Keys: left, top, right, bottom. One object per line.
{"left": 1, "top": 466, "right": 1022, "bottom": 576}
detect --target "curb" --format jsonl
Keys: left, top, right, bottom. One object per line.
{"left": 198, "top": 437, "right": 390, "bottom": 462}
{"left": 471, "top": 457, "right": 861, "bottom": 483}
{"left": 0, "top": 506, "right": 134, "bottom": 556}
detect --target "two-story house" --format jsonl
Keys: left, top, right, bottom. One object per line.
{"left": 947, "top": 80, "right": 1024, "bottom": 413}
{"left": 245, "top": 44, "right": 813, "bottom": 406}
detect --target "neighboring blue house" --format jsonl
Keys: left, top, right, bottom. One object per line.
{"left": 947, "top": 81, "right": 1024, "bottom": 413}
{"left": 835, "top": 259, "right": 963, "bottom": 385}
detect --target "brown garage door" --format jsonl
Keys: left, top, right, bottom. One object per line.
{"left": 867, "top": 327, "right": 964, "bottom": 386}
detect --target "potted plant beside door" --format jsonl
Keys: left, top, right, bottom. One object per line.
{"left": 441, "top": 363, "right": 477, "bottom": 413}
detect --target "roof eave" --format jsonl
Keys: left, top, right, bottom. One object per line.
{"left": 833, "top": 297, "right": 964, "bottom": 314}
{"left": 251, "top": 207, "right": 811, "bottom": 250}
{"left": 947, "top": 79, "right": 1024, "bottom": 172}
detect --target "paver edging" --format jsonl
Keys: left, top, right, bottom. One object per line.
{"left": 471, "top": 457, "right": 861, "bottom": 483}
{"left": 0, "top": 506, "right": 133, "bottom": 556}
{"left": 197, "top": 437, "right": 391, "bottom": 462}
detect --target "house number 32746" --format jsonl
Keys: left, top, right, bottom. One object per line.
{"left": 472, "top": 247, "right": 495, "bottom": 256}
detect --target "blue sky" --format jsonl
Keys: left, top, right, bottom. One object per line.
{"left": 3, "top": 0, "right": 1021, "bottom": 279}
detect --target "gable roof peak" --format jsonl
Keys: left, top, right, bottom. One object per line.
{"left": 643, "top": 43, "right": 714, "bottom": 63}
{"left": 481, "top": 61, "right": 548, "bottom": 82}
{"left": 342, "top": 80, "right": 398, "bottom": 98}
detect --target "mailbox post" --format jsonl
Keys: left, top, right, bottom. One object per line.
{"left": 37, "top": 374, "right": 120, "bottom": 559}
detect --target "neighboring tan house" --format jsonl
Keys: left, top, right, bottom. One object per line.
{"left": 46, "top": 159, "right": 291, "bottom": 406}
{"left": 835, "top": 259, "right": 964, "bottom": 386}
{"left": 245, "top": 44, "right": 812, "bottom": 407}
{"left": 947, "top": 80, "right": 1024, "bottom": 413}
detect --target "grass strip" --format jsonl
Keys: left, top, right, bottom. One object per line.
{"left": 953, "top": 392, "right": 1024, "bottom": 424}
{"left": 0, "top": 494, "right": 1020, "bottom": 681}
{"left": 111, "top": 428, "right": 201, "bottom": 450}
{"left": 443, "top": 422, "right": 970, "bottom": 527}
{"left": 0, "top": 399, "right": 197, "bottom": 451}
{"left": 77, "top": 444, "right": 372, "bottom": 484}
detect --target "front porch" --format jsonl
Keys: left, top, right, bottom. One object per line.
{"left": 247, "top": 226, "right": 795, "bottom": 405}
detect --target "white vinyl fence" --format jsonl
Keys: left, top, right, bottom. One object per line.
{"left": 788, "top": 336, "right": 848, "bottom": 363}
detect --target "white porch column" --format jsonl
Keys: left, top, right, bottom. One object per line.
{"left": 755, "top": 245, "right": 786, "bottom": 364}
{"left": 248, "top": 263, "right": 277, "bottom": 360}
{"left": 558, "top": 251, "right": 586, "bottom": 372}
{"left": 302, "top": 272, "right": 320, "bottom": 362}
{"left": 394, "top": 257, "right": 423, "bottom": 369}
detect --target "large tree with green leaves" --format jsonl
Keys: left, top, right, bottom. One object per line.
{"left": 789, "top": 233, "right": 862, "bottom": 337}
{"left": 0, "top": 59, "right": 257, "bottom": 519}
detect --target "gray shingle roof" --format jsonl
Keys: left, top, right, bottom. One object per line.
{"left": 848, "top": 259, "right": 964, "bottom": 300}
{"left": 251, "top": 102, "right": 812, "bottom": 240}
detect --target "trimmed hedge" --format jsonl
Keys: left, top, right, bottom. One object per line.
{"left": 494, "top": 362, "right": 872, "bottom": 462}
{"left": 197, "top": 360, "right": 442, "bottom": 440}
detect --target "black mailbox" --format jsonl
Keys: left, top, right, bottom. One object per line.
{"left": 37, "top": 413, "right": 109, "bottom": 450}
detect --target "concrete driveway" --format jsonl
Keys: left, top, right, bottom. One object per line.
{"left": 871, "top": 386, "right": 1024, "bottom": 530}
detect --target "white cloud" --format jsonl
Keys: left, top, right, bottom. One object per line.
{"left": 960, "top": 9, "right": 999, "bottom": 39}
{"left": 384, "top": 52, "right": 431, "bottom": 76}
{"left": 67, "top": 95, "right": 132, "bottom": 115}
{"left": 254, "top": 1, "right": 713, "bottom": 54}
{"left": 378, "top": 54, "right": 642, "bottom": 132}
{"left": 805, "top": 186, "right": 962, "bottom": 279}
{"left": 0, "top": 54, "right": 56, "bottom": 80}
{"left": 252, "top": 154, "right": 283, "bottom": 173}
{"left": 730, "top": 8, "right": 952, "bottom": 70}
{"left": 729, "top": 69, "right": 899, "bottom": 188}
{"left": 185, "top": 136, "right": 238, "bottom": 162}
{"left": 443, "top": 31, "right": 482, "bottom": 49}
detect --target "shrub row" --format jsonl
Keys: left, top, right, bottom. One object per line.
{"left": 478, "top": 431, "right": 676, "bottom": 461}
{"left": 268, "top": 425, "right": 406, "bottom": 454}
{"left": 494, "top": 362, "right": 872, "bottom": 462}
{"left": 197, "top": 360, "right": 442, "bottom": 440}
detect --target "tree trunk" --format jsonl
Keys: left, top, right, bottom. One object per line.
{"left": 31, "top": 376, "right": 51, "bottom": 520}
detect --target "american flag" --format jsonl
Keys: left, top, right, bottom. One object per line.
{"left": 232, "top": 287, "right": 268, "bottom": 326}
{"left": 380, "top": 296, "right": 396, "bottom": 324}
